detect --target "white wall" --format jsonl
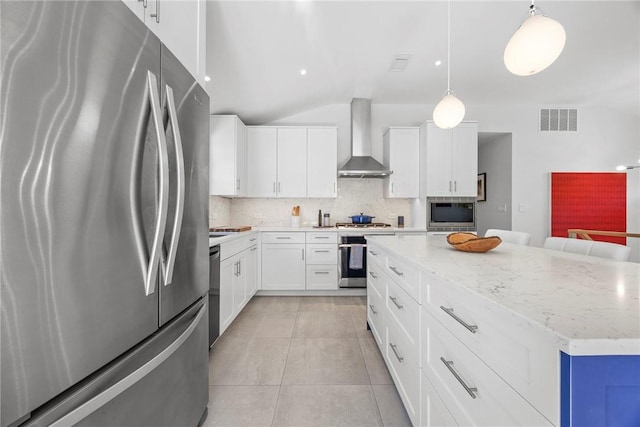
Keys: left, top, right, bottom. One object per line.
{"left": 477, "top": 133, "right": 512, "bottom": 236}
{"left": 260, "top": 102, "right": 640, "bottom": 262}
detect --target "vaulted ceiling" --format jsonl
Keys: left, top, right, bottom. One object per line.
{"left": 206, "top": 1, "right": 640, "bottom": 124}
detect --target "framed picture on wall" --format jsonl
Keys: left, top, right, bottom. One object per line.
{"left": 477, "top": 173, "right": 486, "bottom": 202}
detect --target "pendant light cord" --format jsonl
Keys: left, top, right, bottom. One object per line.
{"left": 447, "top": 0, "right": 451, "bottom": 92}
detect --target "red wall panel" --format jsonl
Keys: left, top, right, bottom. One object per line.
{"left": 551, "top": 173, "right": 626, "bottom": 245}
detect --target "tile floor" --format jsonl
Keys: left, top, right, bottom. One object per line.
{"left": 204, "top": 296, "right": 412, "bottom": 427}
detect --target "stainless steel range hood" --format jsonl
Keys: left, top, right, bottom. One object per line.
{"left": 338, "top": 98, "right": 393, "bottom": 178}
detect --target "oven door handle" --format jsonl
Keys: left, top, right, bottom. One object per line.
{"left": 338, "top": 244, "right": 368, "bottom": 248}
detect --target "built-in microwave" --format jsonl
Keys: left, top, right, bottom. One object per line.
{"left": 427, "top": 197, "right": 476, "bottom": 231}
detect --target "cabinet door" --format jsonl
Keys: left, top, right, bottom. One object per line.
{"left": 425, "top": 124, "right": 453, "bottom": 197}
{"left": 146, "top": 0, "right": 205, "bottom": 84}
{"left": 451, "top": 123, "right": 478, "bottom": 197}
{"left": 307, "top": 128, "right": 337, "bottom": 198}
{"left": 236, "top": 120, "right": 247, "bottom": 196}
{"left": 246, "top": 246, "right": 259, "bottom": 298}
{"left": 384, "top": 128, "right": 420, "bottom": 198}
{"left": 277, "top": 128, "right": 307, "bottom": 198}
{"left": 210, "top": 116, "right": 238, "bottom": 196}
{"left": 421, "top": 372, "right": 459, "bottom": 427}
{"left": 220, "top": 257, "right": 236, "bottom": 334}
{"left": 234, "top": 252, "right": 247, "bottom": 313}
{"left": 246, "top": 127, "right": 278, "bottom": 197}
{"left": 261, "top": 244, "right": 306, "bottom": 290}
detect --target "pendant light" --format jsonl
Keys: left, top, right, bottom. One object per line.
{"left": 504, "top": 0, "right": 566, "bottom": 76}
{"left": 433, "top": 0, "right": 465, "bottom": 130}
{"left": 616, "top": 159, "right": 640, "bottom": 171}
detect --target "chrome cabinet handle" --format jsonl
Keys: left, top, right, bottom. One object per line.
{"left": 333, "top": 181, "right": 336, "bottom": 195}
{"left": 314, "top": 250, "right": 330, "bottom": 253}
{"left": 302, "top": 249, "right": 305, "bottom": 260}
{"left": 278, "top": 182, "right": 281, "bottom": 193}
{"left": 389, "top": 296, "right": 403, "bottom": 310}
{"left": 369, "top": 250, "right": 378, "bottom": 256}
{"left": 449, "top": 180, "right": 452, "bottom": 192}
{"left": 250, "top": 247, "right": 257, "bottom": 252}
{"left": 440, "top": 357, "right": 478, "bottom": 399}
{"left": 369, "top": 304, "right": 377, "bottom": 315}
{"left": 238, "top": 260, "right": 241, "bottom": 276}
{"left": 138, "top": 0, "right": 147, "bottom": 8}
{"left": 276, "top": 236, "right": 291, "bottom": 240}
{"left": 273, "top": 182, "right": 276, "bottom": 193}
{"left": 440, "top": 306, "right": 478, "bottom": 334}
{"left": 150, "top": 0, "right": 159, "bottom": 22}
{"left": 389, "top": 343, "right": 404, "bottom": 363}
{"left": 236, "top": 179, "right": 240, "bottom": 190}
{"left": 454, "top": 180, "right": 457, "bottom": 192}
{"left": 369, "top": 271, "right": 378, "bottom": 279}
{"left": 389, "top": 266, "right": 404, "bottom": 277}
{"left": 314, "top": 271, "right": 329, "bottom": 275}
{"left": 161, "top": 84, "right": 185, "bottom": 287}
{"left": 315, "top": 236, "right": 330, "bottom": 239}
{"left": 143, "top": 71, "right": 169, "bottom": 296}
{"left": 250, "top": 237, "right": 257, "bottom": 242}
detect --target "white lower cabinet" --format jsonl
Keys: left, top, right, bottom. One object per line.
{"left": 385, "top": 319, "right": 420, "bottom": 426}
{"left": 219, "top": 234, "right": 259, "bottom": 334}
{"left": 261, "top": 243, "right": 306, "bottom": 290}
{"left": 305, "top": 265, "right": 338, "bottom": 290}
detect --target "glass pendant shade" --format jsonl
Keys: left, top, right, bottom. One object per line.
{"left": 433, "top": 91, "right": 465, "bottom": 129}
{"left": 504, "top": 14, "right": 566, "bottom": 76}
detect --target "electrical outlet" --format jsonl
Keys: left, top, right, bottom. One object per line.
{"left": 254, "top": 213, "right": 263, "bottom": 219}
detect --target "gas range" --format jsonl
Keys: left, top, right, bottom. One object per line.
{"left": 335, "top": 223, "right": 392, "bottom": 229}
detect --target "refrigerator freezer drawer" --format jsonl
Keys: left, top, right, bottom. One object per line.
{"left": 22, "top": 298, "right": 209, "bottom": 427}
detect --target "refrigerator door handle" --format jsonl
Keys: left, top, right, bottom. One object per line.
{"left": 161, "top": 84, "right": 185, "bottom": 286}
{"left": 144, "top": 71, "right": 170, "bottom": 296}
{"left": 48, "top": 302, "right": 207, "bottom": 427}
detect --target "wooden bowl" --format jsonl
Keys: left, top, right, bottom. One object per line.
{"left": 447, "top": 232, "right": 502, "bottom": 253}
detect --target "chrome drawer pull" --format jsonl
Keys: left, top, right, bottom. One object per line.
{"left": 369, "top": 271, "right": 378, "bottom": 279}
{"left": 440, "top": 306, "right": 478, "bottom": 334}
{"left": 314, "top": 271, "right": 330, "bottom": 275}
{"left": 440, "top": 357, "right": 478, "bottom": 399}
{"left": 369, "top": 251, "right": 378, "bottom": 256}
{"left": 389, "top": 266, "right": 404, "bottom": 277}
{"left": 389, "top": 343, "right": 404, "bottom": 363}
{"left": 314, "top": 250, "right": 330, "bottom": 253}
{"left": 369, "top": 304, "right": 377, "bottom": 315}
{"left": 276, "top": 236, "right": 291, "bottom": 239}
{"left": 315, "top": 236, "right": 330, "bottom": 239}
{"left": 339, "top": 244, "right": 368, "bottom": 248}
{"left": 389, "top": 296, "right": 403, "bottom": 310}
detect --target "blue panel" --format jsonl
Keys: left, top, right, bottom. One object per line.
{"left": 562, "top": 352, "right": 640, "bottom": 427}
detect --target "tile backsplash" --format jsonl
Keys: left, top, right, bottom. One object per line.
{"left": 209, "top": 179, "right": 412, "bottom": 228}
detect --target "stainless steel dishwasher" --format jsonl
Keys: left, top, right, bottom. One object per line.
{"left": 209, "top": 245, "right": 221, "bottom": 347}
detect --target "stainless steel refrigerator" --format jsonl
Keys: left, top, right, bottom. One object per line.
{"left": 0, "top": 2, "right": 209, "bottom": 426}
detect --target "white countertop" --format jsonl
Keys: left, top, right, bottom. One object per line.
{"left": 367, "top": 234, "right": 640, "bottom": 356}
{"left": 208, "top": 230, "right": 259, "bottom": 247}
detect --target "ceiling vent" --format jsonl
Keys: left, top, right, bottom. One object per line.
{"left": 389, "top": 54, "right": 413, "bottom": 72}
{"left": 540, "top": 108, "right": 578, "bottom": 132}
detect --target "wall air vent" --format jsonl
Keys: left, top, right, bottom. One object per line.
{"left": 540, "top": 108, "right": 578, "bottom": 132}
{"left": 389, "top": 54, "right": 413, "bottom": 72}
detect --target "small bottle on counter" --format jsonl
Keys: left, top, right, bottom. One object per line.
{"left": 318, "top": 210, "right": 322, "bottom": 227}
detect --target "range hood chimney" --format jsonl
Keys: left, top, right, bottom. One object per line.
{"left": 338, "top": 98, "right": 393, "bottom": 178}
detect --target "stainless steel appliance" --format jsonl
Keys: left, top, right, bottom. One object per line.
{"left": 209, "top": 245, "right": 221, "bottom": 347}
{"left": 427, "top": 197, "right": 476, "bottom": 232}
{"left": 337, "top": 223, "right": 392, "bottom": 288}
{"left": 0, "top": 2, "right": 209, "bottom": 426}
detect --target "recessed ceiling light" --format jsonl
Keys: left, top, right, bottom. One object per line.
{"left": 204, "top": 76, "right": 211, "bottom": 82}
{"left": 299, "top": 69, "right": 307, "bottom": 76}
{"left": 435, "top": 60, "right": 442, "bottom": 66}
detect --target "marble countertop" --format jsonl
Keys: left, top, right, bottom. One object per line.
{"left": 368, "top": 234, "right": 640, "bottom": 356}
{"left": 208, "top": 230, "right": 259, "bottom": 247}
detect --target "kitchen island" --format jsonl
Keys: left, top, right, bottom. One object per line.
{"left": 365, "top": 234, "right": 640, "bottom": 427}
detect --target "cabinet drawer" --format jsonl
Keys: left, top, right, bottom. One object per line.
{"left": 306, "top": 265, "right": 338, "bottom": 290}
{"left": 424, "top": 273, "right": 558, "bottom": 421}
{"left": 367, "top": 276, "right": 384, "bottom": 347}
{"left": 261, "top": 232, "right": 305, "bottom": 244}
{"left": 386, "top": 252, "right": 421, "bottom": 303}
{"left": 221, "top": 237, "right": 248, "bottom": 260}
{"left": 367, "top": 244, "right": 385, "bottom": 268}
{"left": 386, "top": 319, "right": 420, "bottom": 426}
{"left": 421, "top": 371, "right": 458, "bottom": 427}
{"left": 307, "top": 232, "right": 337, "bottom": 243}
{"left": 306, "top": 244, "right": 337, "bottom": 264}
{"left": 385, "top": 279, "right": 419, "bottom": 363}
{"left": 367, "top": 261, "right": 385, "bottom": 297}
{"left": 421, "top": 309, "right": 552, "bottom": 427}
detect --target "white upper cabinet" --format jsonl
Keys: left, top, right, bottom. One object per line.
{"left": 121, "top": 0, "right": 206, "bottom": 85}
{"left": 246, "top": 127, "right": 278, "bottom": 197}
{"left": 383, "top": 127, "right": 420, "bottom": 198}
{"left": 422, "top": 122, "right": 478, "bottom": 197}
{"left": 277, "top": 128, "right": 308, "bottom": 198}
{"left": 246, "top": 126, "right": 337, "bottom": 199}
{"left": 307, "top": 127, "right": 338, "bottom": 198}
{"left": 210, "top": 115, "right": 247, "bottom": 197}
